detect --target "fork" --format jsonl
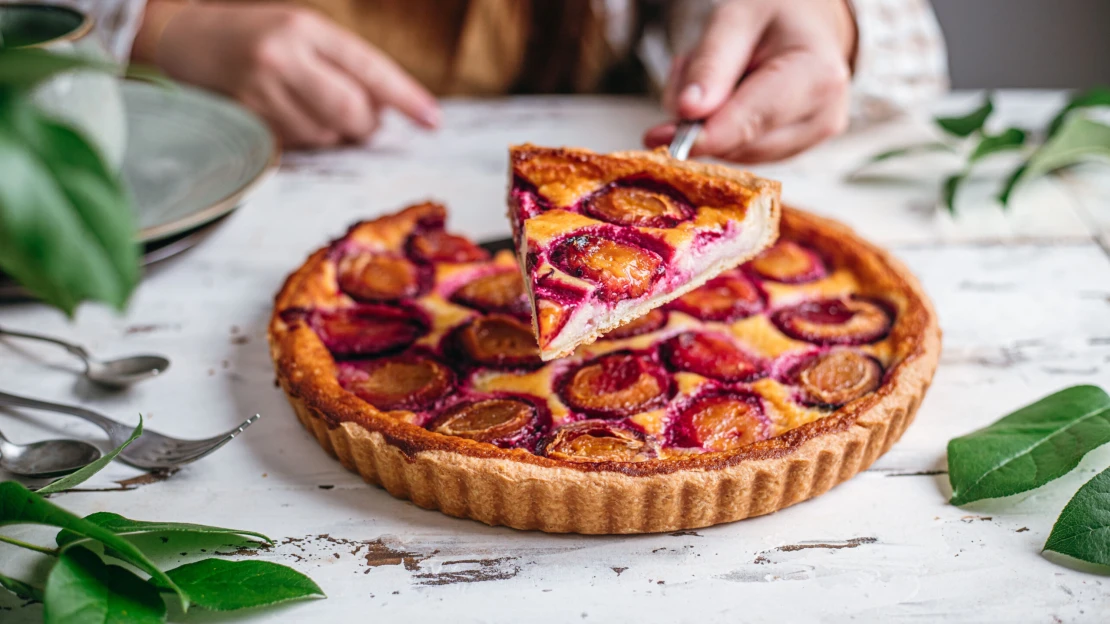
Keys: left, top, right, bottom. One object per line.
{"left": 0, "top": 390, "right": 259, "bottom": 470}
{"left": 668, "top": 120, "right": 702, "bottom": 161}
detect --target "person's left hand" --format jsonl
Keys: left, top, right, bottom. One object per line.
{"left": 643, "top": 0, "right": 857, "bottom": 163}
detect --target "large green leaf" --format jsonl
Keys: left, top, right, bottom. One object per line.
{"left": 57, "top": 512, "right": 270, "bottom": 549}
{"left": 0, "top": 572, "right": 44, "bottom": 601}
{"left": 0, "top": 94, "right": 138, "bottom": 314}
{"left": 0, "top": 48, "right": 116, "bottom": 89}
{"left": 1047, "top": 86, "right": 1110, "bottom": 137}
{"left": 1044, "top": 466, "right": 1110, "bottom": 568}
{"left": 948, "top": 385, "right": 1110, "bottom": 505}
{"left": 43, "top": 546, "right": 165, "bottom": 624}
{"left": 998, "top": 116, "right": 1110, "bottom": 207}
{"left": 157, "top": 559, "right": 323, "bottom": 612}
{"left": 935, "top": 96, "right": 993, "bottom": 137}
{"left": 38, "top": 418, "right": 142, "bottom": 495}
{"left": 0, "top": 482, "right": 186, "bottom": 609}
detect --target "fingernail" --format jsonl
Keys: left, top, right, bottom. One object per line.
{"left": 680, "top": 84, "right": 703, "bottom": 107}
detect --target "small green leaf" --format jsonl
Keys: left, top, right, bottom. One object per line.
{"left": 936, "top": 96, "right": 994, "bottom": 137}
{"left": 998, "top": 117, "right": 1110, "bottom": 208}
{"left": 157, "top": 559, "right": 324, "bottom": 611}
{"left": 57, "top": 512, "right": 271, "bottom": 549}
{"left": 44, "top": 546, "right": 165, "bottom": 624}
{"left": 948, "top": 385, "right": 1110, "bottom": 506}
{"left": 942, "top": 172, "right": 965, "bottom": 214}
{"left": 1047, "top": 86, "right": 1110, "bottom": 137}
{"left": 0, "top": 48, "right": 117, "bottom": 89}
{"left": 0, "top": 482, "right": 187, "bottom": 609}
{"left": 38, "top": 418, "right": 142, "bottom": 495}
{"left": 969, "top": 128, "right": 1027, "bottom": 163}
{"left": 0, "top": 572, "right": 44, "bottom": 601}
{"left": 1044, "top": 466, "right": 1110, "bottom": 568}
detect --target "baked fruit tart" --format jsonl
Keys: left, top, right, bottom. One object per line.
{"left": 269, "top": 200, "right": 941, "bottom": 534}
{"left": 509, "top": 145, "right": 781, "bottom": 360}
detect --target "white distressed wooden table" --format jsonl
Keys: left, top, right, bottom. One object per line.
{"left": 3, "top": 91, "right": 1110, "bottom": 622}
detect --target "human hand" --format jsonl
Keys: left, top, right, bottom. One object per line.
{"left": 643, "top": 0, "right": 857, "bottom": 163}
{"left": 137, "top": 2, "right": 439, "bottom": 148}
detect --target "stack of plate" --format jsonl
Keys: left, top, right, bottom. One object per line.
{"left": 0, "top": 81, "right": 277, "bottom": 301}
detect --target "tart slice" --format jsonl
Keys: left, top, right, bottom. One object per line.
{"left": 508, "top": 145, "right": 781, "bottom": 360}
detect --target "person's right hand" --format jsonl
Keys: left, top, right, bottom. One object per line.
{"left": 140, "top": 2, "right": 440, "bottom": 148}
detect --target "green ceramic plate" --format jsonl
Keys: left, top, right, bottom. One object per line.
{"left": 122, "top": 81, "right": 278, "bottom": 243}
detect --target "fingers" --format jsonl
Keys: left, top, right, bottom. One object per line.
{"left": 243, "top": 78, "right": 339, "bottom": 148}
{"left": 284, "top": 52, "right": 377, "bottom": 141}
{"left": 318, "top": 29, "right": 441, "bottom": 128}
{"left": 675, "top": 1, "right": 768, "bottom": 120}
{"left": 689, "top": 52, "right": 849, "bottom": 158}
{"left": 661, "top": 54, "right": 688, "bottom": 114}
{"left": 720, "top": 106, "right": 848, "bottom": 163}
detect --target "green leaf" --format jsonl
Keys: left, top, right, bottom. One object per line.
{"left": 0, "top": 572, "right": 44, "bottom": 601}
{"left": 997, "top": 163, "right": 1028, "bottom": 208}
{"left": 57, "top": 512, "right": 270, "bottom": 549}
{"left": 942, "top": 171, "right": 965, "bottom": 214}
{"left": 948, "top": 385, "right": 1110, "bottom": 505}
{"left": 936, "top": 96, "right": 994, "bottom": 138}
{"left": 0, "top": 92, "right": 138, "bottom": 315}
{"left": 1047, "top": 86, "right": 1110, "bottom": 137}
{"left": 0, "top": 482, "right": 187, "bottom": 609}
{"left": 0, "top": 48, "right": 117, "bottom": 89}
{"left": 969, "top": 128, "right": 1027, "bottom": 163}
{"left": 44, "top": 546, "right": 165, "bottom": 624}
{"left": 38, "top": 418, "right": 142, "bottom": 495}
{"left": 997, "top": 117, "right": 1110, "bottom": 208}
{"left": 1044, "top": 466, "right": 1110, "bottom": 568}
{"left": 158, "top": 559, "right": 324, "bottom": 612}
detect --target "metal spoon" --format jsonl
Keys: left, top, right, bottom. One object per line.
{"left": 0, "top": 325, "right": 170, "bottom": 388}
{"left": 0, "top": 428, "right": 102, "bottom": 478}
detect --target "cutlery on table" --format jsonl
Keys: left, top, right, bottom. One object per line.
{"left": 0, "top": 426, "right": 102, "bottom": 478}
{"left": 0, "top": 391, "right": 258, "bottom": 471}
{"left": 0, "top": 324, "right": 170, "bottom": 388}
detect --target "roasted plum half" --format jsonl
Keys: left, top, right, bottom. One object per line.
{"left": 662, "top": 332, "right": 765, "bottom": 383}
{"left": 455, "top": 314, "right": 541, "bottom": 368}
{"left": 791, "top": 350, "right": 883, "bottom": 407}
{"left": 337, "top": 253, "right": 428, "bottom": 302}
{"left": 559, "top": 352, "right": 670, "bottom": 417}
{"left": 670, "top": 390, "right": 772, "bottom": 452}
{"left": 668, "top": 271, "right": 765, "bottom": 322}
{"left": 748, "top": 241, "right": 827, "bottom": 283}
{"left": 601, "top": 309, "right": 668, "bottom": 340}
{"left": 550, "top": 234, "right": 664, "bottom": 301}
{"left": 309, "top": 305, "right": 428, "bottom": 357}
{"left": 430, "top": 397, "right": 542, "bottom": 448}
{"left": 450, "top": 269, "right": 530, "bottom": 317}
{"left": 583, "top": 179, "right": 693, "bottom": 228}
{"left": 539, "top": 420, "right": 658, "bottom": 463}
{"left": 337, "top": 355, "right": 452, "bottom": 411}
{"left": 407, "top": 229, "right": 489, "bottom": 264}
{"left": 772, "top": 297, "right": 893, "bottom": 345}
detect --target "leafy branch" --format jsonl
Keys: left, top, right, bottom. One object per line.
{"left": 0, "top": 427, "right": 324, "bottom": 620}
{"left": 947, "top": 385, "right": 1110, "bottom": 571}
{"left": 0, "top": 47, "right": 140, "bottom": 315}
{"left": 852, "top": 88, "right": 1110, "bottom": 214}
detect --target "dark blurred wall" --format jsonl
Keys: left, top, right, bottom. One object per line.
{"left": 932, "top": 0, "right": 1110, "bottom": 88}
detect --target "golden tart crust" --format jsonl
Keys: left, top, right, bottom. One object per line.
{"left": 269, "top": 203, "right": 940, "bottom": 534}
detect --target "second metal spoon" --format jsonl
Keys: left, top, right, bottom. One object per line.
{"left": 0, "top": 325, "right": 170, "bottom": 388}
{"left": 0, "top": 428, "right": 102, "bottom": 478}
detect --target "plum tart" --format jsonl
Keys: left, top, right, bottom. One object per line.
{"left": 509, "top": 145, "right": 781, "bottom": 360}
{"left": 270, "top": 202, "right": 940, "bottom": 534}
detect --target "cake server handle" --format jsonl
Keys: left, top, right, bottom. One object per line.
{"left": 667, "top": 120, "right": 702, "bottom": 161}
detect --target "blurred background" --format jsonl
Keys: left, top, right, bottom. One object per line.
{"left": 933, "top": 0, "right": 1110, "bottom": 88}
